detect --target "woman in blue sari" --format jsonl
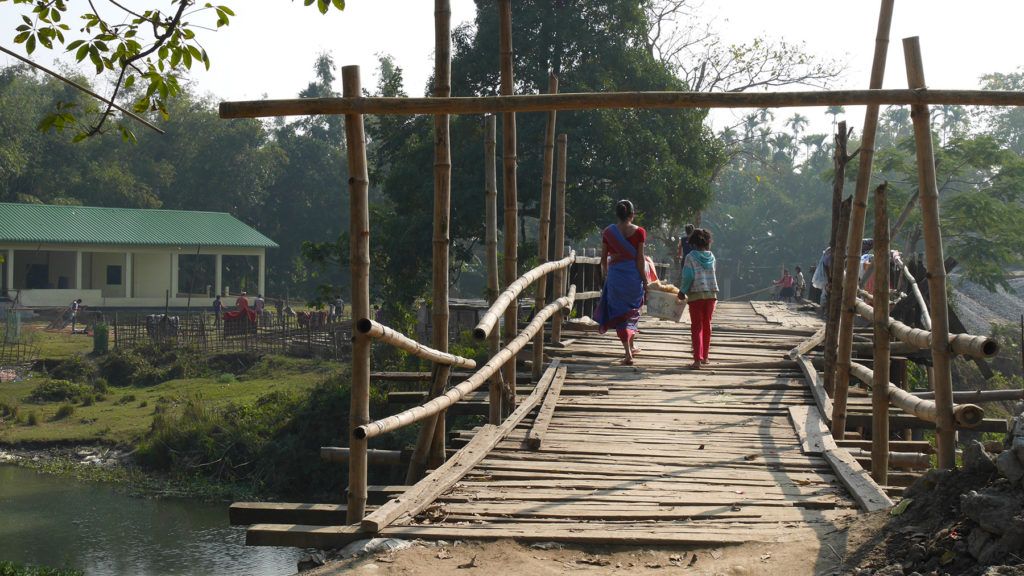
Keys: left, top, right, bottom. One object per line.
{"left": 595, "top": 199, "right": 648, "bottom": 365}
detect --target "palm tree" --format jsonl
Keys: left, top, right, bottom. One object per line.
{"left": 786, "top": 113, "right": 808, "bottom": 137}
{"left": 825, "top": 105, "right": 845, "bottom": 132}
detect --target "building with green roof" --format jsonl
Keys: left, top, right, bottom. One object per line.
{"left": 0, "top": 203, "right": 277, "bottom": 309}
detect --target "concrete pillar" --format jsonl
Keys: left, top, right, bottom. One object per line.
{"left": 5, "top": 249, "right": 13, "bottom": 295}
{"left": 215, "top": 254, "right": 223, "bottom": 297}
{"left": 170, "top": 252, "right": 179, "bottom": 300}
{"left": 258, "top": 252, "right": 266, "bottom": 297}
{"left": 75, "top": 250, "right": 83, "bottom": 290}
{"left": 125, "top": 252, "right": 133, "bottom": 298}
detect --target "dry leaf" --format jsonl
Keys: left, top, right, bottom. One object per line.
{"left": 760, "top": 552, "right": 772, "bottom": 561}
{"left": 744, "top": 454, "right": 759, "bottom": 461}
{"left": 710, "top": 549, "right": 723, "bottom": 560}
{"left": 458, "top": 555, "right": 479, "bottom": 569}
{"left": 437, "top": 548, "right": 453, "bottom": 560}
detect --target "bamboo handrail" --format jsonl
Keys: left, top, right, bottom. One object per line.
{"left": 573, "top": 290, "right": 602, "bottom": 301}
{"left": 357, "top": 285, "right": 577, "bottom": 440}
{"left": 474, "top": 253, "right": 576, "bottom": 340}
{"left": 848, "top": 361, "right": 984, "bottom": 428}
{"left": 356, "top": 318, "right": 477, "bottom": 369}
{"left": 913, "top": 389, "right": 1024, "bottom": 403}
{"left": 219, "top": 89, "right": 1024, "bottom": 120}
{"left": 893, "top": 253, "right": 931, "bottom": 330}
{"left": 852, "top": 299, "right": 998, "bottom": 358}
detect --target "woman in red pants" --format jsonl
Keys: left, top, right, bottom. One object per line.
{"left": 678, "top": 228, "right": 719, "bottom": 369}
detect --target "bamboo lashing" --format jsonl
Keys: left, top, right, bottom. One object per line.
{"left": 356, "top": 319, "right": 476, "bottom": 369}
{"left": 835, "top": 0, "right": 895, "bottom": 442}
{"left": 871, "top": 182, "right": 891, "bottom": 485}
{"left": 474, "top": 253, "right": 576, "bottom": 340}
{"left": 533, "top": 73, "right": 559, "bottom": 381}
{"left": 343, "top": 65, "right": 372, "bottom": 524}
{"left": 848, "top": 362, "right": 984, "bottom": 428}
{"left": 356, "top": 285, "right": 576, "bottom": 440}
{"left": 551, "top": 134, "right": 568, "bottom": 345}
{"left": 852, "top": 299, "right": 997, "bottom": 358}
{"left": 219, "top": 89, "right": 1024, "bottom": 120}
{"left": 906, "top": 37, "right": 957, "bottom": 468}
{"left": 499, "top": 0, "right": 518, "bottom": 406}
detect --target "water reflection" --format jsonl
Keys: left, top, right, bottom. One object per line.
{"left": 0, "top": 465, "right": 306, "bottom": 576}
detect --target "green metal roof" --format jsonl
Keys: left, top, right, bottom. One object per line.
{"left": 0, "top": 203, "right": 278, "bottom": 249}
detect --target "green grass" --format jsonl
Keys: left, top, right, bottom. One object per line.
{"left": 17, "top": 321, "right": 95, "bottom": 359}
{"left": 0, "top": 353, "right": 343, "bottom": 445}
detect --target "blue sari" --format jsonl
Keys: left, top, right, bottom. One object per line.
{"left": 594, "top": 225, "right": 644, "bottom": 342}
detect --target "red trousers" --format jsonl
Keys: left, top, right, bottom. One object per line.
{"left": 687, "top": 298, "right": 716, "bottom": 362}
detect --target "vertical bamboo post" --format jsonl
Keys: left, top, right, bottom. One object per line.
{"left": 344, "top": 65, "right": 371, "bottom": 524}
{"left": 828, "top": 197, "right": 851, "bottom": 434}
{"left": 407, "top": 0, "right": 453, "bottom": 482}
{"left": 485, "top": 116, "right": 503, "bottom": 424}
{"left": 834, "top": 0, "right": 894, "bottom": 439}
{"left": 824, "top": 121, "right": 851, "bottom": 395}
{"left": 871, "top": 182, "right": 891, "bottom": 485}
{"left": 904, "top": 36, "right": 955, "bottom": 468}
{"left": 533, "top": 73, "right": 559, "bottom": 381}
{"left": 551, "top": 134, "right": 568, "bottom": 345}
{"left": 499, "top": 0, "right": 518, "bottom": 408}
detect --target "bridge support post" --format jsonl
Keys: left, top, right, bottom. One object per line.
{"left": 500, "top": 0, "right": 518, "bottom": 413}
{"left": 871, "top": 182, "right": 891, "bottom": 485}
{"left": 551, "top": 134, "right": 568, "bottom": 346}
{"left": 533, "top": 73, "right": 558, "bottom": 382}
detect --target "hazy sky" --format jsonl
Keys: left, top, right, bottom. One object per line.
{"left": 2, "top": 1, "right": 1021, "bottom": 135}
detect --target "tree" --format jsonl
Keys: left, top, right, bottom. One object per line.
{"left": 2, "top": 0, "right": 345, "bottom": 140}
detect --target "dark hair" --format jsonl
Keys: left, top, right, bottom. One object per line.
{"left": 795, "top": 266, "right": 802, "bottom": 272}
{"left": 689, "top": 228, "right": 712, "bottom": 250}
{"left": 614, "top": 199, "right": 634, "bottom": 222}
{"left": 684, "top": 223, "right": 695, "bottom": 235}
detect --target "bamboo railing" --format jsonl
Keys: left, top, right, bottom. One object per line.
{"left": 848, "top": 362, "right": 984, "bottom": 428}
{"left": 474, "top": 253, "right": 576, "bottom": 340}
{"left": 852, "top": 299, "right": 998, "bottom": 358}
{"left": 356, "top": 318, "right": 477, "bottom": 369}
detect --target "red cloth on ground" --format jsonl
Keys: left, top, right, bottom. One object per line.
{"left": 224, "top": 307, "right": 257, "bottom": 323}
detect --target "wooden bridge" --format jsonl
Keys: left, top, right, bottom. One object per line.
{"left": 232, "top": 301, "right": 914, "bottom": 548}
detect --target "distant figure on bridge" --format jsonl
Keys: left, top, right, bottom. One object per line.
{"left": 774, "top": 269, "right": 795, "bottom": 303}
{"left": 595, "top": 199, "right": 647, "bottom": 365}
{"left": 679, "top": 228, "right": 719, "bottom": 370}
{"left": 676, "top": 223, "right": 695, "bottom": 284}
{"left": 793, "top": 266, "right": 806, "bottom": 301}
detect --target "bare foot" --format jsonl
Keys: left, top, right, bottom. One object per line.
{"left": 700, "top": 359, "right": 709, "bottom": 365}
{"left": 631, "top": 347, "right": 641, "bottom": 356}
{"left": 621, "top": 357, "right": 634, "bottom": 365}
{"left": 688, "top": 361, "right": 701, "bottom": 369}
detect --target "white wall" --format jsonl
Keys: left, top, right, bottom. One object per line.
{"left": 133, "top": 253, "right": 172, "bottom": 299}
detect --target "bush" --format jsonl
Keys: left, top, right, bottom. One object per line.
{"left": 92, "top": 378, "right": 109, "bottom": 394}
{"left": 0, "top": 399, "right": 19, "bottom": 419}
{"left": 217, "top": 373, "right": 237, "bottom": 384}
{"left": 0, "top": 561, "right": 83, "bottom": 575}
{"left": 50, "top": 355, "right": 96, "bottom": 384}
{"left": 98, "top": 350, "right": 149, "bottom": 387}
{"left": 92, "top": 322, "right": 109, "bottom": 355}
{"left": 54, "top": 403, "right": 75, "bottom": 420}
{"left": 28, "top": 380, "right": 93, "bottom": 403}
{"left": 26, "top": 412, "right": 38, "bottom": 426}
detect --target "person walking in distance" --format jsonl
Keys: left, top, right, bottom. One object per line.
{"left": 212, "top": 295, "right": 223, "bottom": 327}
{"left": 679, "top": 228, "right": 719, "bottom": 369}
{"left": 793, "top": 266, "right": 806, "bottom": 301}
{"left": 774, "top": 269, "right": 795, "bottom": 303}
{"left": 70, "top": 298, "right": 82, "bottom": 332}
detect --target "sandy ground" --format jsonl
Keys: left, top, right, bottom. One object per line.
{"left": 303, "top": 511, "right": 891, "bottom": 576}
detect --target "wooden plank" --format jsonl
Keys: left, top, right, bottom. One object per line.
{"left": 230, "top": 502, "right": 346, "bottom": 526}
{"left": 791, "top": 352, "right": 832, "bottom": 424}
{"left": 360, "top": 360, "right": 562, "bottom": 533}
{"left": 788, "top": 405, "right": 831, "bottom": 455}
{"left": 245, "top": 523, "right": 366, "bottom": 548}
{"left": 526, "top": 365, "right": 567, "bottom": 449}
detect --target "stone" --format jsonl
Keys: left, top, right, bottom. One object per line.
{"left": 963, "top": 440, "right": 998, "bottom": 474}
{"left": 984, "top": 440, "right": 1005, "bottom": 455}
{"left": 968, "top": 527, "right": 995, "bottom": 560}
{"left": 996, "top": 450, "right": 1024, "bottom": 485}
{"left": 962, "top": 490, "right": 1018, "bottom": 535}
{"left": 1013, "top": 435, "right": 1024, "bottom": 462}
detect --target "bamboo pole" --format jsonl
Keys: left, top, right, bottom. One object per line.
{"left": 871, "top": 182, "right": 891, "bottom": 485}
{"left": 824, "top": 196, "right": 851, "bottom": 397}
{"left": 343, "top": 65, "right": 371, "bottom": 524}
{"left": 485, "top": 115, "right": 502, "bottom": 424}
{"left": 852, "top": 299, "right": 998, "bottom": 358}
{"left": 407, "top": 0, "right": 453, "bottom": 484}
{"left": 551, "top": 134, "right": 568, "bottom": 345}
{"left": 834, "top": 0, "right": 895, "bottom": 442}
{"left": 475, "top": 254, "right": 575, "bottom": 340}
{"left": 913, "top": 389, "right": 1024, "bottom": 403}
{"left": 905, "top": 36, "right": 956, "bottom": 469}
{"left": 356, "top": 285, "right": 577, "bottom": 440}
{"left": 356, "top": 319, "right": 476, "bottom": 369}
{"left": 533, "top": 73, "right": 559, "bottom": 381}
{"left": 849, "top": 362, "right": 984, "bottom": 428}
{"left": 219, "top": 88, "right": 1024, "bottom": 120}
{"left": 499, "top": 0, "right": 518, "bottom": 407}
{"left": 893, "top": 252, "right": 931, "bottom": 330}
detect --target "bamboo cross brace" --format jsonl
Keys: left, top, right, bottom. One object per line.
{"left": 356, "top": 318, "right": 477, "bottom": 369}
{"left": 357, "top": 285, "right": 576, "bottom": 440}
{"left": 848, "top": 361, "right": 984, "bottom": 427}
{"left": 474, "top": 253, "right": 575, "bottom": 340}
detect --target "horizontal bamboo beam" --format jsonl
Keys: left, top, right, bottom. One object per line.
{"left": 320, "top": 446, "right": 412, "bottom": 467}
{"left": 474, "top": 253, "right": 575, "bottom": 340}
{"left": 853, "top": 299, "right": 998, "bottom": 358}
{"left": 220, "top": 89, "right": 1024, "bottom": 120}
{"left": 574, "top": 256, "right": 602, "bottom": 265}
{"left": 357, "top": 318, "right": 477, "bottom": 369}
{"left": 848, "top": 361, "right": 984, "bottom": 428}
{"left": 573, "top": 290, "right": 602, "bottom": 301}
{"left": 357, "top": 285, "right": 576, "bottom": 440}
{"left": 850, "top": 449, "right": 931, "bottom": 469}
{"left": 912, "top": 389, "right": 1024, "bottom": 403}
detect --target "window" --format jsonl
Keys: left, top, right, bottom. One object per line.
{"left": 106, "top": 265, "right": 122, "bottom": 285}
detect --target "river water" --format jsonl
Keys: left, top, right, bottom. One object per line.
{"left": 0, "top": 465, "right": 307, "bottom": 576}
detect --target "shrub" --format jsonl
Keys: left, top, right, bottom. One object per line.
{"left": 26, "top": 412, "right": 38, "bottom": 425}
{"left": 92, "top": 378, "right": 109, "bottom": 394}
{"left": 217, "top": 373, "right": 237, "bottom": 384}
{"left": 98, "top": 351, "right": 148, "bottom": 387}
{"left": 81, "top": 394, "right": 94, "bottom": 407}
{"left": 50, "top": 355, "right": 96, "bottom": 384}
{"left": 116, "top": 394, "right": 137, "bottom": 405}
{"left": 92, "top": 322, "right": 109, "bottom": 355}
{"left": 0, "top": 561, "right": 83, "bottom": 575}
{"left": 54, "top": 403, "right": 75, "bottom": 420}
{"left": 0, "top": 399, "right": 19, "bottom": 419}
{"left": 28, "top": 380, "right": 93, "bottom": 403}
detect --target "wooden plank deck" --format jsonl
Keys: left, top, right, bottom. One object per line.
{"left": 378, "top": 302, "right": 867, "bottom": 544}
